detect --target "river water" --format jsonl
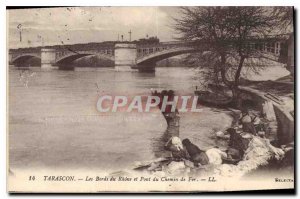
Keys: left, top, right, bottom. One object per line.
{"left": 9, "top": 66, "right": 232, "bottom": 172}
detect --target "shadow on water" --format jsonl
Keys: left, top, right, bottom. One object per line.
{"left": 58, "top": 64, "right": 75, "bottom": 71}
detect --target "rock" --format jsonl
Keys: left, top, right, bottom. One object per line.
{"left": 216, "top": 131, "right": 224, "bottom": 137}
{"left": 167, "top": 161, "right": 185, "bottom": 170}
{"left": 184, "top": 159, "right": 195, "bottom": 168}
{"left": 183, "top": 167, "right": 191, "bottom": 176}
{"left": 216, "top": 131, "right": 230, "bottom": 139}
{"left": 216, "top": 164, "right": 236, "bottom": 177}
{"left": 147, "top": 162, "right": 161, "bottom": 171}
{"left": 133, "top": 157, "right": 168, "bottom": 170}
{"left": 165, "top": 161, "right": 186, "bottom": 175}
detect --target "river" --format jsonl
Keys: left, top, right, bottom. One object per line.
{"left": 9, "top": 66, "right": 232, "bottom": 172}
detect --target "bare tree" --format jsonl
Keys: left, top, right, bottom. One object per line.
{"left": 174, "top": 7, "right": 291, "bottom": 106}
{"left": 272, "top": 7, "right": 293, "bottom": 32}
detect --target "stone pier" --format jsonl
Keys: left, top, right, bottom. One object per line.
{"left": 41, "top": 48, "right": 56, "bottom": 69}
{"left": 114, "top": 43, "right": 137, "bottom": 71}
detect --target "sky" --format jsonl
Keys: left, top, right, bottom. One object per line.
{"left": 8, "top": 7, "right": 181, "bottom": 49}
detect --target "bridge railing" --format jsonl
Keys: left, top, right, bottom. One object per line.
{"left": 136, "top": 38, "right": 288, "bottom": 62}
{"left": 136, "top": 41, "right": 200, "bottom": 58}
{"left": 54, "top": 48, "right": 115, "bottom": 62}
{"left": 9, "top": 48, "right": 113, "bottom": 60}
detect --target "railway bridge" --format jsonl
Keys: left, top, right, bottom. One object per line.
{"left": 9, "top": 34, "right": 293, "bottom": 72}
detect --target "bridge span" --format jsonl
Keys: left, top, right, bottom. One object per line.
{"left": 9, "top": 35, "right": 293, "bottom": 72}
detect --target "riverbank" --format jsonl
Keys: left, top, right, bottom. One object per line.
{"left": 126, "top": 74, "right": 294, "bottom": 180}
{"left": 238, "top": 77, "right": 294, "bottom": 180}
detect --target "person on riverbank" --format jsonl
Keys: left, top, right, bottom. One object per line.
{"left": 239, "top": 109, "right": 257, "bottom": 135}
{"left": 182, "top": 138, "right": 209, "bottom": 166}
{"left": 226, "top": 128, "right": 249, "bottom": 160}
{"left": 165, "top": 136, "right": 189, "bottom": 160}
{"left": 205, "top": 148, "right": 227, "bottom": 165}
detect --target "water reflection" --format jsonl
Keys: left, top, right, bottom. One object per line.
{"left": 133, "top": 71, "right": 156, "bottom": 78}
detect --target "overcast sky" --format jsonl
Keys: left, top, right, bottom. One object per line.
{"left": 8, "top": 7, "right": 181, "bottom": 48}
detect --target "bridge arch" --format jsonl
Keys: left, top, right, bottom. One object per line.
{"left": 11, "top": 54, "right": 41, "bottom": 66}
{"left": 55, "top": 53, "right": 114, "bottom": 65}
{"left": 136, "top": 47, "right": 199, "bottom": 66}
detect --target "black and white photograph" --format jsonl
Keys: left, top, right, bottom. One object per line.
{"left": 6, "top": 6, "right": 295, "bottom": 193}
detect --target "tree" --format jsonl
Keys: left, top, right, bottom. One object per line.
{"left": 272, "top": 7, "right": 293, "bottom": 33}
{"left": 174, "top": 7, "right": 291, "bottom": 106}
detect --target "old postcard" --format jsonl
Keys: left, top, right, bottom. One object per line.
{"left": 7, "top": 6, "right": 294, "bottom": 193}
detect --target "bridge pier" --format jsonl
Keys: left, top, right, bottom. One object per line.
{"left": 41, "top": 49, "right": 57, "bottom": 69}
{"left": 114, "top": 43, "right": 137, "bottom": 71}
